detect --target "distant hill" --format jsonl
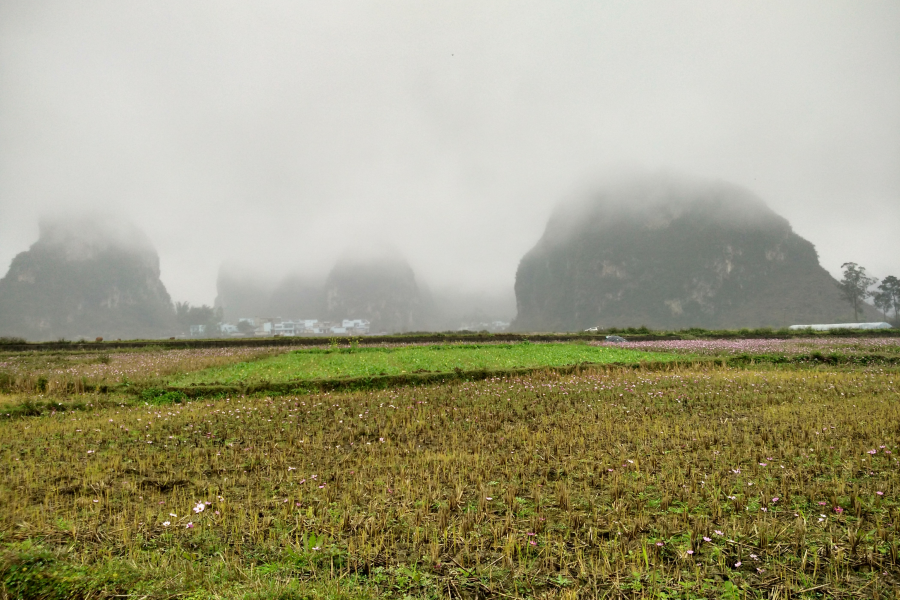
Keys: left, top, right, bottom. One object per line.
{"left": 268, "top": 274, "right": 325, "bottom": 319}
{"left": 214, "top": 263, "right": 514, "bottom": 333}
{"left": 512, "top": 175, "right": 874, "bottom": 331}
{"left": 324, "top": 252, "right": 425, "bottom": 333}
{"left": 215, "top": 249, "right": 428, "bottom": 333}
{"left": 0, "top": 217, "right": 175, "bottom": 340}
{"left": 214, "top": 267, "right": 276, "bottom": 321}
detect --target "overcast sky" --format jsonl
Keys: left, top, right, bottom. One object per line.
{"left": 1, "top": 1, "right": 898, "bottom": 305}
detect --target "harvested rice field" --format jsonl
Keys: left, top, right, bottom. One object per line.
{"left": 1, "top": 339, "right": 899, "bottom": 598}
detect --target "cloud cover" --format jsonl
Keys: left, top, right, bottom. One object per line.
{"left": 1, "top": 1, "right": 898, "bottom": 306}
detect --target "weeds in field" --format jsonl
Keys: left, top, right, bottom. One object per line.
{"left": 0, "top": 347, "right": 288, "bottom": 394}
{"left": 2, "top": 363, "right": 899, "bottom": 597}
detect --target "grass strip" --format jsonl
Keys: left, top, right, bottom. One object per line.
{"left": 166, "top": 343, "right": 679, "bottom": 386}
{"left": 3, "top": 325, "right": 898, "bottom": 353}
{"left": 163, "top": 356, "right": 712, "bottom": 399}
{"left": 725, "top": 351, "right": 900, "bottom": 366}
{"left": 4, "top": 351, "right": 898, "bottom": 412}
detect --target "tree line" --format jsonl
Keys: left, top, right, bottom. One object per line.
{"left": 839, "top": 263, "right": 900, "bottom": 323}
{"left": 174, "top": 302, "right": 223, "bottom": 336}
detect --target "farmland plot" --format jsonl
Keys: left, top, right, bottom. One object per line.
{"left": 0, "top": 346, "right": 290, "bottom": 394}
{"left": 2, "top": 359, "right": 899, "bottom": 598}
{"left": 166, "top": 342, "right": 681, "bottom": 387}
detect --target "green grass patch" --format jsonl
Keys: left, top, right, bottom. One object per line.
{"left": 168, "top": 342, "right": 681, "bottom": 386}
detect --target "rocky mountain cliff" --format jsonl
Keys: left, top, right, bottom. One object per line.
{"left": 0, "top": 217, "right": 175, "bottom": 340}
{"left": 512, "top": 176, "right": 871, "bottom": 331}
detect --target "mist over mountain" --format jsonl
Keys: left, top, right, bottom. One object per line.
{"left": 424, "top": 286, "right": 517, "bottom": 332}
{"left": 264, "top": 275, "right": 324, "bottom": 320}
{"left": 213, "top": 247, "right": 516, "bottom": 333}
{"left": 214, "top": 268, "right": 273, "bottom": 321}
{"left": 213, "top": 267, "right": 324, "bottom": 322}
{"left": 513, "top": 176, "right": 875, "bottom": 331}
{"left": 324, "top": 250, "right": 425, "bottom": 333}
{"left": 0, "top": 216, "right": 175, "bottom": 340}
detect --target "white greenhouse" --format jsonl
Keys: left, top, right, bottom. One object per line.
{"left": 788, "top": 322, "right": 893, "bottom": 331}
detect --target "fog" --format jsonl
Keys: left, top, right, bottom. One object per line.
{"left": 543, "top": 172, "right": 782, "bottom": 248}
{"left": 36, "top": 212, "right": 158, "bottom": 261}
{"left": 2, "top": 1, "right": 898, "bottom": 313}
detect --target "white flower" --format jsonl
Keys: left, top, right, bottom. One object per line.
{"left": 193, "top": 502, "right": 205, "bottom": 513}
{"left": 163, "top": 521, "right": 170, "bottom": 527}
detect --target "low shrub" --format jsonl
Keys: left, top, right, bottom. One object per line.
{"left": 0, "top": 371, "right": 12, "bottom": 393}
{"left": 139, "top": 388, "right": 186, "bottom": 405}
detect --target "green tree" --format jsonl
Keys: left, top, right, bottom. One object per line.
{"left": 874, "top": 289, "right": 891, "bottom": 320}
{"left": 838, "top": 263, "right": 877, "bottom": 322}
{"left": 236, "top": 320, "right": 256, "bottom": 335}
{"left": 174, "top": 302, "right": 223, "bottom": 337}
{"left": 876, "top": 275, "right": 900, "bottom": 323}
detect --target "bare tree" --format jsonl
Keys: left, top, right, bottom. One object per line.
{"left": 839, "top": 263, "right": 877, "bottom": 322}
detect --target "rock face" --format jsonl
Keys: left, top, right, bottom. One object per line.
{"left": 324, "top": 252, "right": 424, "bottom": 333}
{"left": 513, "top": 176, "right": 868, "bottom": 331}
{"left": 0, "top": 217, "right": 175, "bottom": 340}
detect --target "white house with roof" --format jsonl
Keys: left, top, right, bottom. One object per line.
{"left": 342, "top": 319, "right": 371, "bottom": 334}
{"left": 272, "top": 321, "right": 297, "bottom": 336}
{"left": 219, "top": 317, "right": 373, "bottom": 336}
